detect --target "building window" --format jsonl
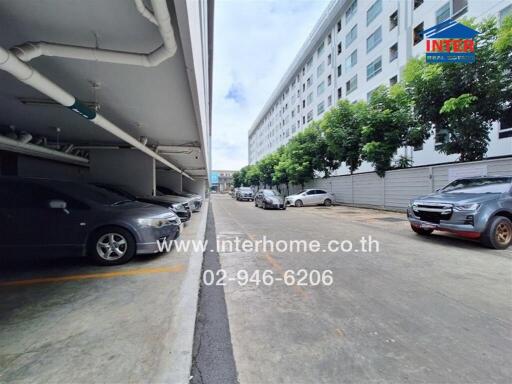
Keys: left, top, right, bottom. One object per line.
{"left": 303, "top": 83, "right": 306, "bottom": 92}
{"left": 367, "top": 27, "right": 382, "bottom": 53}
{"left": 389, "top": 75, "right": 398, "bottom": 86}
{"left": 302, "top": 99, "right": 306, "bottom": 108}
{"left": 413, "top": 23, "right": 424, "bottom": 45}
{"left": 337, "top": 87, "right": 342, "bottom": 99}
{"left": 317, "top": 41, "right": 325, "bottom": 57}
{"left": 345, "top": 49, "right": 357, "bottom": 71}
{"left": 337, "top": 20, "right": 342, "bottom": 32}
{"left": 435, "top": 128, "right": 449, "bottom": 150}
{"left": 414, "top": 0, "right": 424, "bottom": 10}
{"left": 317, "top": 101, "right": 325, "bottom": 115}
{"left": 317, "top": 81, "right": 325, "bottom": 96}
{"left": 303, "top": 116, "right": 306, "bottom": 124}
{"left": 327, "top": 95, "right": 332, "bottom": 107}
{"left": 346, "top": 75, "right": 357, "bottom": 94}
{"left": 337, "top": 64, "right": 342, "bottom": 77}
{"left": 306, "top": 56, "right": 313, "bottom": 71}
{"left": 327, "top": 74, "right": 332, "bottom": 86}
{"left": 327, "top": 33, "right": 332, "bottom": 45}
{"left": 452, "top": 0, "right": 468, "bottom": 19}
{"left": 307, "top": 77, "right": 312, "bottom": 88}
{"left": 367, "top": 0, "right": 382, "bottom": 26}
{"left": 389, "top": 10, "right": 398, "bottom": 30}
{"left": 389, "top": 43, "right": 398, "bottom": 62}
{"left": 367, "top": 56, "right": 382, "bottom": 80}
{"left": 436, "top": 3, "right": 450, "bottom": 24}
{"left": 337, "top": 42, "right": 342, "bottom": 55}
{"left": 327, "top": 54, "right": 332, "bottom": 65}
{"left": 346, "top": 0, "right": 357, "bottom": 23}
{"left": 346, "top": 25, "right": 357, "bottom": 48}
{"left": 307, "top": 110, "right": 313, "bottom": 122}
{"left": 499, "top": 107, "right": 512, "bottom": 139}
{"left": 307, "top": 92, "right": 313, "bottom": 105}
{"left": 367, "top": 88, "right": 377, "bottom": 101}
{"left": 317, "top": 62, "right": 325, "bottom": 77}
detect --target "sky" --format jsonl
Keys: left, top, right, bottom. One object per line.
{"left": 211, "top": 0, "right": 330, "bottom": 171}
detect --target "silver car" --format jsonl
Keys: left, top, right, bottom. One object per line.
{"left": 286, "top": 189, "right": 335, "bottom": 207}
{"left": 407, "top": 176, "right": 512, "bottom": 249}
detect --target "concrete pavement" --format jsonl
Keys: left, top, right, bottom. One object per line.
{"left": 212, "top": 194, "right": 512, "bottom": 384}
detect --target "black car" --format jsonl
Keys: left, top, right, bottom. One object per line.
{"left": 0, "top": 177, "right": 181, "bottom": 265}
{"left": 254, "top": 189, "right": 286, "bottom": 210}
{"left": 93, "top": 183, "right": 192, "bottom": 223}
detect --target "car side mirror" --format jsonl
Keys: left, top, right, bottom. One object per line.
{"left": 49, "top": 199, "right": 69, "bottom": 214}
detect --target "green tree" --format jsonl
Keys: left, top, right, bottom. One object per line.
{"left": 245, "top": 164, "right": 261, "bottom": 188}
{"left": 321, "top": 100, "right": 366, "bottom": 174}
{"left": 232, "top": 171, "right": 242, "bottom": 188}
{"left": 257, "top": 152, "right": 280, "bottom": 188}
{"left": 238, "top": 166, "right": 249, "bottom": 187}
{"left": 272, "top": 148, "right": 291, "bottom": 195}
{"left": 362, "top": 85, "right": 427, "bottom": 176}
{"left": 404, "top": 17, "right": 509, "bottom": 162}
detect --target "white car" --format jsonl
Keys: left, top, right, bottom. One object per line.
{"left": 286, "top": 189, "right": 335, "bottom": 207}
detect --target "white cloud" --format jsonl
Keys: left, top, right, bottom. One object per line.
{"left": 212, "top": 0, "right": 330, "bottom": 170}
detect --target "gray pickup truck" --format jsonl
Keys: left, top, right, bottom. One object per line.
{"left": 407, "top": 176, "right": 512, "bottom": 249}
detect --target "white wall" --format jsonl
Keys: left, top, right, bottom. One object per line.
{"left": 183, "top": 177, "right": 207, "bottom": 198}
{"left": 89, "top": 149, "right": 155, "bottom": 196}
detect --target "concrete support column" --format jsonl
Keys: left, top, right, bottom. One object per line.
{"left": 89, "top": 149, "right": 155, "bottom": 196}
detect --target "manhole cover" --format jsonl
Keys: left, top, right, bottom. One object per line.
{"left": 375, "top": 217, "right": 406, "bottom": 222}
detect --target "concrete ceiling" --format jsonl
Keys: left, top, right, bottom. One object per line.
{"left": 0, "top": 0, "right": 208, "bottom": 176}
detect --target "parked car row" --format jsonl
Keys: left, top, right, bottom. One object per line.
{"left": 0, "top": 176, "right": 204, "bottom": 265}
{"left": 232, "top": 187, "right": 335, "bottom": 209}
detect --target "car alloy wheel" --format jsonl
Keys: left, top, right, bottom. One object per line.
{"left": 96, "top": 233, "right": 128, "bottom": 261}
{"left": 495, "top": 221, "right": 511, "bottom": 247}
{"left": 295, "top": 199, "right": 303, "bottom": 207}
{"left": 324, "top": 199, "right": 332, "bottom": 206}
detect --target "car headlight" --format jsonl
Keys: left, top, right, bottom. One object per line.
{"left": 138, "top": 217, "right": 178, "bottom": 228}
{"left": 454, "top": 203, "right": 480, "bottom": 212}
{"left": 172, "top": 203, "right": 184, "bottom": 210}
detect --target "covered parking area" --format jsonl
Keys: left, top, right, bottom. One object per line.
{"left": 0, "top": 0, "right": 213, "bottom": 382}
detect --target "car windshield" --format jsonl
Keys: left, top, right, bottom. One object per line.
{"left": 94, "top": 184, "right": 136, "bottom": 200}
{"left": 441, "top": 177, "right": 512, "bottom": 194}
{"left": 263, "top": 190, "right": 277, "bottom": 196}
{"left": 56, "top": 182, "right": 131, "bottom": 205}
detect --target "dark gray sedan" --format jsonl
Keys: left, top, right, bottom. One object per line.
{"left": 254, "top": 189, "right": 286, "bottom": 210}
{"left": 407, "top": 176, "right": 512, "bottom": 249}
{"left": 0, "top": 177, "right": 181, "bottom": 265}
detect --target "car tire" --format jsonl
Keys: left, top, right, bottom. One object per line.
{"left": 254, "top": 201, "right": 258, "bottom": 207}
{"left": 263, "top": 202, "right": 268, "bottom": 210}
{"left": 481, "top": 216, "right": 512, "bottom": 250}
{"left": 88, "top": 226, "right": 136, "bottom": 266}
{"left": 411, "top": 225, "right": 434, "bottom": 236}
{"left": 295, "top": 199, "right": 303, "bottom": 207}
{"left": 324, "top": 199, "right": 332, "bottom": 207}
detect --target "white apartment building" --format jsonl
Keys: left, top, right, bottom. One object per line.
{"left": 248, "top": 0, "right": 512, "bottom": 173}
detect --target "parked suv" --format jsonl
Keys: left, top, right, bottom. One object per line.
{"left": 286, "top": 189, "right": 335, "bottom": 207}
{"left": 254, "top": 189, "right": 286, "bottom": 210}
{"left": 0, "top": 177, "right": 181, "bottom": 265}
{"left": 236, "top": 187, "right": 254, "bottom": 201}
{"left": 407, "top": 176, "right": 512, "bottom": 249}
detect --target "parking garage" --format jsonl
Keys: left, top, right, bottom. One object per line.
{"left": 0, "top": 0, "right": 213, "bottom": 382}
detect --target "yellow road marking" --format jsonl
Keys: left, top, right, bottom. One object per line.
{"left": 0, "top": 264, "right": 185, "bottom": 287}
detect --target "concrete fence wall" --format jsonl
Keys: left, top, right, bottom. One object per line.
{"left": 280, "top": 157, "right": 512, "bottom": 210}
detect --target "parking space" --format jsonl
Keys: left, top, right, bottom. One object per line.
{"left": 0, "top": 202, "right": 207, "bottom": 383}
{"left": 212, "top": 194, "right": 512, "bottom": 384}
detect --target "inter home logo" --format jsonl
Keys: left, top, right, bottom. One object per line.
{"left": 423, "top": 19, "right": 480, "bottom": 63}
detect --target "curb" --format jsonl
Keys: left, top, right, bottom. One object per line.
{"left": 152, "top": 199, "right": 209, "bottom": 384}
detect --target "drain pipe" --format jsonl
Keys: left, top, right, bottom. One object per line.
{"left": 0, "top": 46, "right": 192, "bottom": 179}
{"left": 10, "top": 0, "right": 177, "bottom": 67}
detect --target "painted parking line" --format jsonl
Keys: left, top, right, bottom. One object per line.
{"left": 0, "top": 264, "right": 186, "bottom": 287}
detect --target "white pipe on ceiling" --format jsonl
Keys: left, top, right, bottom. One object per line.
{"left": 0, "top": 46, "right": 193, "bottom": 179}
{"left": 0, "top": 134, "right": 89, "bottom": 165}
{"left": 10, "top": 0, "right": 177, "bottom": 67}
